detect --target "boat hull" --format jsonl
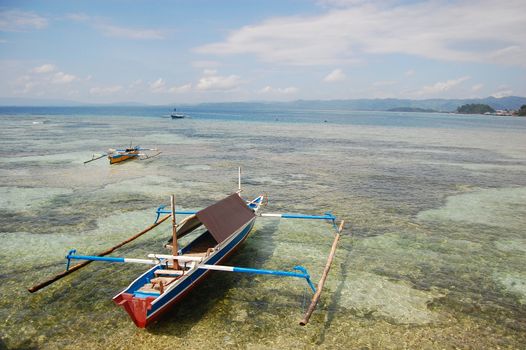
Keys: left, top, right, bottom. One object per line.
{"left": 108, "top": 151, "right": 139, "bottom": 164}
{"left": 113, "top": 217, "right": 256, "bottom": 328}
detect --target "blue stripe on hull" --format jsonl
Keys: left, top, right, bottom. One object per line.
{"left": 126, "top": 218, "right": 256, "bottom": 323}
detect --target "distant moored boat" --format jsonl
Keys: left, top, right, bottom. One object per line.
{"left": 171, "top": 108, "right": 187, "bottom": 119}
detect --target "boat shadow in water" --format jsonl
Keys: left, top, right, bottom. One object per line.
{"left": 146, "top": 219, "right": 280, "bottom": 334}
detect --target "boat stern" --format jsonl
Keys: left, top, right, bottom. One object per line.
{"left": 113, "top": 293, "right": 156, "bottom": 328}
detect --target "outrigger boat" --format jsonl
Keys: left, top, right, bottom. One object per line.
{"left": 84, "top": 145, "right": 161, "bottom": 165}
{"left": 28, "top": 170, "right": 345, "bottom": 327}
{"left": 171, "top": 108, "right": 187, "bottom": 119}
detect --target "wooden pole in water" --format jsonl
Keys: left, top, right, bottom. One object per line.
{"left": 171, "top": 194, "right": 180, "bottom": 270}
{"left": 27, "top": 213, "right": 172, "bottom": 293}
{"left": 299, "top": 220, "right": 345, "bottom": 326}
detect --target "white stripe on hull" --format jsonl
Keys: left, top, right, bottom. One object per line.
{"left": 199, "top": 264, "right": 234, "bottom": 272}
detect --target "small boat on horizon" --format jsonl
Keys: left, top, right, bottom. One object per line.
{"left": 171, "top": 108, "right": 187, "bottom": 119}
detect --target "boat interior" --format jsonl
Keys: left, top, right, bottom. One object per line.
{"left": 128, "top": 194, "right": 257, "bottom": 298}
{"left": 133, "top": 223, "right": 218, "bottom": 297}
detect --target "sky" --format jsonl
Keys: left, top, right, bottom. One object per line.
{"left": 0, "top": 0, "right": 525, "bottom": 104}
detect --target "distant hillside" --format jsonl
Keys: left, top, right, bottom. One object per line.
{"left": 281, "top": 96, "right": 526, "bottom": 112}
{"left": 518, "top": 105, "right": 526, "bottom": 116}
{"left": 195, "top": 96, "right": 526, "bottom": 113}
{"left": 387, "top": 107, "right": 437, "bottom": 113}
{"left": 2, "top": 95, "right": 525, "bottom": 111}
{"left": 456, "top": 104, "right": 496, "bottom": 114}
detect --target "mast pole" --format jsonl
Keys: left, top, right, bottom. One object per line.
{"left": 171, "top": 194, "right": 180, "bottom": 269}
{"left": 238, "top": 167, "right": 241, "bottom": 193}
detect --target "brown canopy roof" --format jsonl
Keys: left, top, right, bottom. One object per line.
{"left": 196, "top": 193, "right": 255, "bottom": 244}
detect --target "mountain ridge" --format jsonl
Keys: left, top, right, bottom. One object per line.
{"left": 1, "top": 96, "right": 525, "bottom": 112}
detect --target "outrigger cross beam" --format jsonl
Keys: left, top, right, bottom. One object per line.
{"left": 64, "top": 250, "right": 316, "bottom": 293}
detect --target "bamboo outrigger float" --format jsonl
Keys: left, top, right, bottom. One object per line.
{"left": 84, "top": 145, "right": 161, "bottom": 164}
{"left": 28, "top": 170, "right": 344, "bottom": 328}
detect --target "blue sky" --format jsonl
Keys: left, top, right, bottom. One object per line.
{"left": 0, "top": 0, "right": 525, "bottom": 104}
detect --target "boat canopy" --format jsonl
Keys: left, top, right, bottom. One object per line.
{"left": 196, "top": 194, "right": 255, "bottom": 244}
{"left": 167, "top": 194, "right": 256, "bottom": 246}
{"left": 174, "top": 215, "right": 202, "bottom": 238}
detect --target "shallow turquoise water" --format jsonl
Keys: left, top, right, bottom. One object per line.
{"left": 0, "top": 109, "right": 525, "bottom": 349}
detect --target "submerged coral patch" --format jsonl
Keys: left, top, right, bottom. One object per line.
{"left": 417, "top": 187, "right": 526, "bottom": 230}
{"left": 493, "top": 272, "right": 526, "bottom": 304}
{"left": 338, "top": 272, "right": 443, "bottom": 324}
{"left": 0, "top": 186, "right": 73, "bottom": 211}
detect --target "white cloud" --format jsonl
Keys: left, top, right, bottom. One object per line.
{"left": 192, "top": 60, "right": 221, "bottom": 69}
{"left": 416, "top": 76, "right": 470, "bottom": 96}
{"left": 12, "top": 65, "right": 78, "bottom": 94}
{"left": 0, "top": 10, "right": 48, "bottom": 32}
{"left": 66, "top": 13, "right": 164, "bottom": 40}
{"left": 317, "top": 0, "right": 369, "bottom": 8}
{"left": 372, "top": 80, "right": 396, "bottom": 87}
{"left": 148, "top": 79, "right": 191, "bottom": 94}
{"left": 32, "top": 64, "right": 56, "bottom": 74}
{"left": 13, "top": 74, "right": 37, "bottom": 94}
{"left": 15, "top": 78, "right": 38, "bottom": 94}
{"left": 492, "top": 89, "right": 513, "bottom": 98}
{"left": 168, "top": 84, "right": 192, "bottom": 94}
{"left": 405, "top": 69, "right": 415, "bottom": 76}
{"left": 197, "top": 1, "right": 526, "bottom": 67}
{"left": 203, "top": 69, "right": 217, "bottom": 76}
{"left": 324, "top": 69, "right": 346, "bottom": 82}
{"left": 97, "top": 23, "right": 164, "bottom": 40}
{"left": 196, "top": 71, "right": 242, "bottom": 91}
{"left": 65, "top": 13, "right": 91, "bottom": 23}
{"left": 128, "top": 79, "right": 142, "bottom": 88}
{"left": 472, "top": 83, "right": 484, "bottom": 91}
{"left": 259, "top": 86, "right": 298, "bottom": 94}
{"left": 488, "top": 45, "right": 525, "bottom": 67}
{"left": 52, "top": 72, "right": 77, "bottom": 84}
{"left": 150, "top": 78, "right": 166, "bottom": 92}
{"left": 89, "top": 85, "right": 122, "bottom": 95}
{"left": 67, "top": 89, "right": 79, "bottom": 97}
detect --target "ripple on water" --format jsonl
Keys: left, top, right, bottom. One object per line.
{"left": 182, "top": 164, "right": 211, "bottom": 171}
{"left": 141, "top": 132, "right": 211, "bottom": 145}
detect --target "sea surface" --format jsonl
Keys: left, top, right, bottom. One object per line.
{"left": 0, "top": 106, "right": 525, "bottom": 349}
